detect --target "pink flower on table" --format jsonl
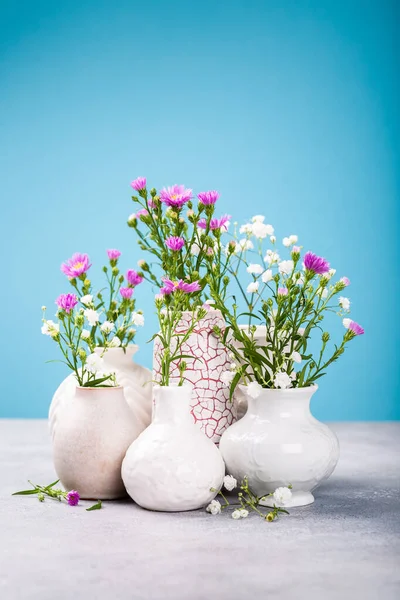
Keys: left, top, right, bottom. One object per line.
{"left": 159, "top": 185, "right": 192, "bottom": 208}
{"left": 61, "top": 253, "right": 91, "bottom": 278}
{"left": 341, "top": 277, "right": 351, "bottom": 287}
{"left": 56, "top": 293, "right": 78, "bottom": 313}
{"left": 303, "top": 251, "right": 330, "bottom": 275}
{"left": 348, "top": 320, "right": 365, "bottom": 336}
{"left": 165, "top": 236, "right": 185, "bottom": 251}
{"left": 198, "top": 214, "right": 231, "bottom": 231}
{"left": 160, "top": 278, "right": 202, "bottom": 295}
{"left": 66, "top": 490, "right": 80, "bottom": 506}
{"left": 197, "top": 191, "right": 219, "bottom": 205}
{"left": 130, "top": 177, "right": 147, "bottom": 191}
{"left": 120, "top": 287, "right": 133, "bottom": 299}
{"left": 126, "top": 270, "right": 143, "bottom": 287}
{"left": 107, "top": 249, "right": 121, "bottom": 260}
{"left": 278, "top": 287, "right": 288, "bottom": 296}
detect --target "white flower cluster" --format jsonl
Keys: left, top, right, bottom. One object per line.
{"left": 41, "top": 320, "right": 60, "bottom": 338}
{"left": 239, "top": 215, "right": 274, "bottom": 240}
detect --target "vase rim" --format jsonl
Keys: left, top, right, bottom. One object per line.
{"left": 239, "top": 384, "right": 318, "bottom": 394}
{"left": 76, "top": 385, "right": 123, "bottom": 391}
{"left": 94, "top": 344, "right": 139, "bottom": 355}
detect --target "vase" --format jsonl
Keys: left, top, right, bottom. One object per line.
{"left": 153, "top": 309, "right": 236, "bottom": 444}
{"left": 49, "top": 345, "right": 152, "bottom": 439}
{"left": 220, "top": 385, "right": 339, "bottom": 507}
{"left": 52, "top": 386, "right": 141, "bottom": 499}
{"left": 121, "top": 385, "right": 225, "bottom": 511}
{"left": 234, "top": 325, "right": 268, "bottom": 419}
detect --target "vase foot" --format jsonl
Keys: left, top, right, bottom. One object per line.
{"left": 259, "top": 490, "right": 315, "bottom": 508}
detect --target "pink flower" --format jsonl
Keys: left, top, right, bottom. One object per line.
{"left": 136, "top": 208, "right": 149, "bottom": 218}
{"left": 56, "top": 293, "right": 78, "bottom": 313}
{"left": 197, "top": 191, "right": 219, "bottom": 205}
{"left": 66, "top": 490, "right": 80, "bottom": 506}
{"left": 107, "top": 249, "right": 121, "bottom": 260}
{"left": 159, "top": 185, "right": 192, "bottom": 208}
{"left": 179, "top": 280, "right": 202, "bottom": 293}
{"left": 160, "top": 278, "right": 201, "bottom": 295}
{"left": 341, "top": 277, "right": 350, "bottom": 287}
{"left": 126, "top": 269, "right": 143, "bottom": 287}
{"left": 278, "top": 287, "right": 288, "bottom": 296}
{"left": 198, "top": 214, "right": 231, "bottom": 231}
{"left": 131, "top": 177, "right": 147, "bottom": 191}
{"left": 148, "top": 198, "right": 156, "bottom": 209}
{"left": 292, "top": 246, "right": 301, "bottom": 254}
{"left": 120, "top": 287, "right": 133, "bottom": 299}
{"left": 61, "top": 253, "right": 91, "bottom": 278}
{"left": 165, "top": 236, "right": 185, "bottom": 251}
{"left": 303, "top": 251, "right": 330, "bottom": 275}
{"left": 348, "top": 320, "right": 364, "bottom": 336}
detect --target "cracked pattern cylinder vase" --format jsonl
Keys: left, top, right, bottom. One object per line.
{"left": 220, "top": 385, "right": 339, "bottom": 507}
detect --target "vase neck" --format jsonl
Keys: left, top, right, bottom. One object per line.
{"left": 245, "top": 387, "right": 317, "bottom": 419}
{"left": 94, "top": 346, "right": 138, "bottom": 369}
{"left": 153, "top": 386, "right": 193, "bottom": 425}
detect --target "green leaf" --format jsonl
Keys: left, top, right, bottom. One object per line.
{"left": 86, "top": 500, "right": 102, "bottom": 511}
{"left": 237, "top": 312, "right": 261, "bottom": 321}
{"left": 45, "top": 479, "right": 60, "bottom": 489}
{"left": 229, "top": 371, "right": 243, "bottom": 400}
{"left": 82, "top": 375, "right": 113, "bottom": 387}
{"left": 12, "top": 489, "right": 39, "bottom": 496}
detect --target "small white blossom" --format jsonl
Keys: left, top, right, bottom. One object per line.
{"left": 270, "top": 235, "right": 276, "bottom": 244}
{"left": 251, "top": 215, "right": 265, "bottom": 223}
{"left": 291, "top": 351, "right": 302, "bottom": 364}
{"left": 289, "top": 234, "right": 298, "bottom": 244}
{"left": 282, "top": 237, "right": 291, "bottom": 247}
{"left": 100, "top": 321, "right": 114, "bottom": 334}
{"left": 239, "top": 223, "right": 253, "bottom": 234}
{"left": 278, "top": 260, "right": 294, "bottom": 275}
{"left": 246, "top": 281, "right": 259, "bottom": 294}
{"left": 80, "top": 294, "right": 93, "bottom": 306}
{"left": 290, "top": 371, "right": 297, "bottom": 381}
{"left": 274, "top": 371, "right": 292, "bottom": 389}
{"left": 81, "top": 329, "right": 91, "bottom": 340}
{"left": 317, "top": 287, "right": 328, "bottom": 299}
{"left": 232, "top": 510, "right": 242, "bottom": 520}
{"left": 273, "top": 486, "right": 292, "bottom": 505}
{"left": 264, "top": 250, "right": 280, "bottom": 265}
{"left": 221, "top": 370, "right": 235, "bottom": 386}
{"left": 84, "top": 309, "right": 100, "bottom": 327}
{"left": 328, "top": 268, "right": 336, "bottom": 279}
{"left": 229, "top": 362, "right": 237, "bottom": 370}
{"left": 109, "top": 336, "right": 121, "bottom": 348}
{"left": 204, "top": 299, "right": 215, "bottom": 306}
{"left": 190, "top": 243, "right": 201, "bottom": 256}
{"left": 131, "top": 312, "right": 145, "bottom": 327}
{"left": 206, "top": 499, "right": 221, "bottom": 515}
{"left": 86, "top": 353, "right": 104, "bottom": 374}
{"left": 239, "top": 509, "right": 249, "bottom": 518}
{"left": 237, "top": 239, "right": 254, "bottom": 251}
{"left": 298, "top": 327, "right": 306, "bottom": 335}
{"left": 261, "top": 269, "right": 273, "bottom": 283}
{"left": 223, "top": 475, "right": 237, "bottom": 491}
{"left": 247, "top": 263, "right": 264, "bottom": 275}
{"left": 342, "top": 318, "right": 352, "bottom": 329}
{"left": 41, "top": 320, "right": 60, "bottom": 337}
{"left": 252, "top": 222, "right": 273, "bottom": 239}
{"left": 339, "top": 297, "right": 351, "bottom": 311}
{"left": 247, "top": 381, "right": 263, "bottom": 398}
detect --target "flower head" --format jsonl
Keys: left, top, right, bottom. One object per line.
{"left": 80, "top": 294, "right": 93, "bottom": 306}
{"left": 66, "top": 490, "right": 80, "bottom": 506}
{"left": 251, "top": 215, "right": 265, "bottom": 223}
{"left": 126, "top": 270, "right": 143, "bottom": 287}
{"left": 246, "top": 281, "right": 259, "bottom": 294}
{"left": 160, "top": 184, "right": 192, "bottom": 208}
{"left": 348, "top": 320, "right": 365, "bottom": 336}
{"left": 247, "top": 381, "right": 263, "bottom": 399}
{"left": 135, "top": 208, "right": 149, "bottom": 219}
{"left": 277, "top": 287, "right": 288, "bottom": 296}
{"left": 100, "top": 321, "right": 114, "bottom": 334}
{"left": 252, "top": 222, "right": 274, "bottom": 239}
{"left": 109, "top": 336, "right": 121, "bottom": 347}
{"left": 160, "top": 278, "right": 201, "bottom": 295}
{"left": 303, "top": 251, "right": 330, "bottom": 275}
{"left": 198, "top": 214, "right": 231, "bottom": 231}
{"left": 165, "top": 236, "right": 185, "bottom": 251}
{"left": 261, "top": 269, "right": 273, "bottom": 283}
{"left": 41, "top": 320, "right": 60, "bottom": 337}
{"left": 232, "top": 510, "right": 242, "bottom": 520}
{"left": 339, "top": 297, "right": 351, "bottom": 311}
{"left": 81, "top": 329, "right": 91, "bottom": 340}
{"left": 56, "top": 293, "right": 78, "bottom": 314}
{"left": 197, "top": 190, "right": 219, "bottom": 205}
{"left": 206, "top": 499, "right": 221, "bottom": 515}
{"left": 274, "top": 371, "right": 292, "bottom": 389}
{"left": 107, "top": 249, "right": 121, "bottom": 261}
{"left": 131, "top": 312, "right": 145, "bottom": 327}
{"left": 130, "top": 177, "right": 147, "bottom": 191}
{"left": 61, "top": 253, "right": 91, "bottom": 278}
{"left": 84, "top": 308, "right": 100, "bottom": 326}
{"left": 86, "top": 353, "right": 104, "bottom": 373}
{"left": 278, "top": 260, "right": 294, "bottom": 275}
{"left": 223, "top": 475, "right": 237, "bottom": 491}
{"left": 247, "top": 264, "right": 264, "bottom": 275}
{"left": 221, "top": 370, "right": 235, "bottom": 386}
{"left": 341, "top": 277, "right": 351, "bottom": 287}
{"left": 120, "top": 287, "right": 133, "bottom": 299}
{"left": 273, "top": 487, "right": 292, "bottom": 506}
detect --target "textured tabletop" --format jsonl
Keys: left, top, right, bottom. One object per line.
{"left": 0, "top": 420, "right": 399, "bottom": 600}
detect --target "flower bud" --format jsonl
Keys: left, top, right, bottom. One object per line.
{"left": 38, "top": 493, "right": 45, "bottom": 502}
{"left": 127, "top": 213, "right": 137, "bottom": 228}
{"left": 179, "top": 361, "right": 187, "bottom": 373}
{"left": 223, "top": 276, "right": 230, "bottom": 286}
{"left": 41, "top": 305, "right": 46, "bottom": 311}
{"left": 75, "top": 314, "right": 84, "bottom": 328}
{"left": 138, "top": 259, "right": 149, "bottom": 271}
{"left": 78, "top": 348, "right": 87, "bottom": 361}
{"left": 83, "top": 279, "right": 90, "bottom": 288}
{"left": 112, "top": 267, "right": 119, "bottom": 276}
{"left": 322, "top": 332, "right": 330, "bottom": 343}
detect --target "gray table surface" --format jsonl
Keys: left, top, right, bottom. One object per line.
{"left": 0, "top": 420, "right": 399, "bottom": 600}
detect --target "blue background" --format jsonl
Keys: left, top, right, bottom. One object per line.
{"left": 1, "top": 0, "right": 399, "bottom": 419}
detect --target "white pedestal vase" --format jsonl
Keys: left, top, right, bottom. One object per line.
{"left": 49, "top": 345, "right": 152, "bottom": 440}
{"left": 220, "top": 385, "right": 339, "bottom": 507}
{"left": 122, "top": 385, "right": 225, "bottom": 511}
{"left": 153, "top": 310, "right": 236, "bottom": 444}
{"left": 52, "top": 386, "right": 141, "bottom": 499}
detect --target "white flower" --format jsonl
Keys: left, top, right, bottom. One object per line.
{"left": 289, "top": 234, "right": 298, "bottom": 244}
{"left": 86, "top": 353, "right": 104, "bottom": 374}
{"left": 131, "top": 312, "right": 145, "bottom": 327}
{"left": 41, "top": 320, "right": 60, "bottom": 337}
{"left": 270, "top": 235, "right": 276, "bottom": 243}
{"left": 273, "top": 486, "right": 292, "bottom": 506}
{"left": 274, "top": 371, "right": 292, "bottom": 389}
{"left": 342, "top": 318, "right": 352, "bottom": 329}
{"left": 327, "top": 268, "right": 336, "bottom": 279}
{"left": 206, "top": 499, "right": 221, "bottom": 515}
{"left": 190, "top": 243, "right": 201, "bottom": 256}
{"left": 247, "top": 263, "right": 264, "bottom": 275}
{"left": 223, "top": 475, "right": 237, "bottom": 491}
{"left": 204, "top": 299, "right": 215, "bottom": 306}
{"left": 291, "top": 351, "right": 302, "bottom": 364}
{"left": 232, "top": 510, "right": 242, "bottom": 520}
{"left": 247, "top": 381, "right": 263, "bottom": 399}
{"left": 290, "top": 371, "right": 297, "bottom": 381}
{"left": 238, "top": 238, "right": 254, "bottom": 251}
{"left": 261, "top": 269, "right": 273, "bottom": 283}
{"left": 239, "top": 223, "right": 253, "bottom": 234}
{"left": 251, "top": 215, "right": 265, "bottom": 223}
{"left": 298, "top": 327, "right": 306, "bottom": 335}
{"left": 246, "top": 281, "right": 259, "bottom": 294}
{"left": 229, "top": 362, "right": 237, "bottom": 370}
{"left": 252, "top": 222, "right": 273, "bottom": 239}
{"left": 264, "top": 250, "right": 280, "bottom": 264}
{"left": 317, "top": 287, "right": 328, "bottom": 299}
{"left": 282, "top": 237, "right": 291, "bottom": 247}
{"left": 100, "top": 321, "right": 114, "bottom": 334}
{"left": 278, "top": 260, "right": 294, "bottom": 275}
{"left": 339, "top": 297, "right": 351, "bottom": 311}
{"left": 221, "top": 370, "right": 235, "bottom": 386}
{"left": 80, "top": 294, "right": 93, "bottom": 306}
{"left": 239, "top": 509, "right": 249, "bottom": 518}
{"left": 84, "top": 309, "right": 100, "bottom": 326}
{"left": 81, "top": 329, "right": 91, "bottom": 340}
{"left": 109, "top": 336, "right": 121, "bottom": 348}
{"left": 296, "top": 273, "right": 305, "bottom": 285}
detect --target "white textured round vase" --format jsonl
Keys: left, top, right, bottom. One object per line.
{"left": 49, "top": 345, "right": 152, "bottom": 439}
{"left": 220, "top": 385, "right": 339, "bottom": 507}
{"left": 153, "top": 310, "right": 236, "bottom": 444}
{"left": 122, "top": 385, "right": 225, "bottom": 511}
{"left": 53, "top": 386, "right": 142, "bottom": 499}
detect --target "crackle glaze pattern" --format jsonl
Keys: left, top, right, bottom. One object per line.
{"left": 220, "top": 385, "right": 339, "bottom": 506}
{"left": 122, "top": 386, "right": 225, "bottom": 511}
{"left": 153, "top": 310, "right": 236, "bottom": 444}
{"left": 53, "top": 386, "right": 142, "bottom": 499}
{"left": 49, "top": 346, "right": 152, "bottom": 440}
